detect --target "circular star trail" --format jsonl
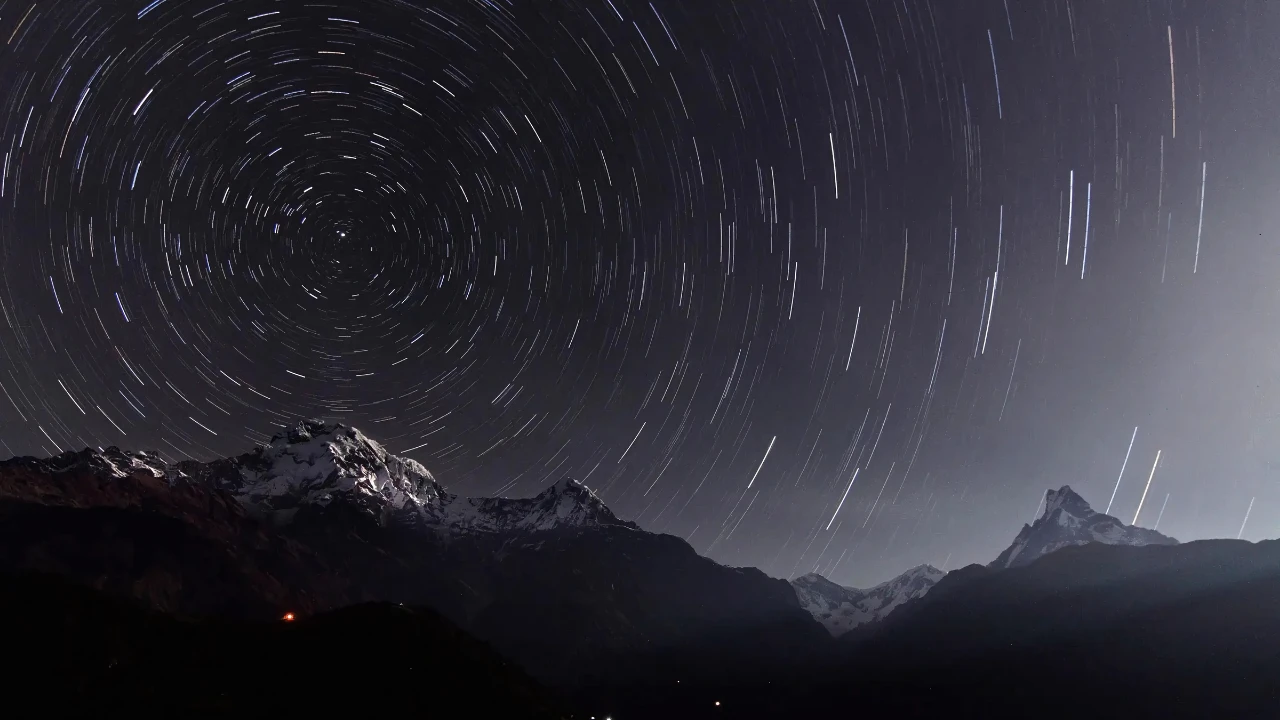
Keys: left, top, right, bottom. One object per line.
{"left": 0, "top": 0, "right": 1277, "bottom": 585}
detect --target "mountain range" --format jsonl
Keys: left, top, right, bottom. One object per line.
{"left": 788, "top": 482, "right": 1179, "bottom": 637}
{"left": 791, "top": 564, "right": 946, "bottom": 636}
{"left": 5, "top": 419, "right": 1271, "bottom": 719}
{"left": 0, "top": 420, "right": 824, "bottom": 688}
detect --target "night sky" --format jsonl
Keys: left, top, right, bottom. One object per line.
{"left": 0, "top": 0, "right": 1275, "bottom": 586}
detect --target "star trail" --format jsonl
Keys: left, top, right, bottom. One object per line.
{"left": 0, "top": 0, "right": 1276, "bottom": 586}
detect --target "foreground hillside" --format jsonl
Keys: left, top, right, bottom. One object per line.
{"left": 18, "top": 533, "right": 1280, "bottom": 720}
{"left": 3, "top": 571, "right": 567, "bottom": 717}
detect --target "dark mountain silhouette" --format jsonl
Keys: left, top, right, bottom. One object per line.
{"left": 612, "top": 538, "right": 1280, "bottom": 719}
{"left": 2, "top": 570, "right": 566, "bottom": 717}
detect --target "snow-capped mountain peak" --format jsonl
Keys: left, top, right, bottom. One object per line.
{"left": 28, "top": 446, "right": 167, "bottom": 480}
{"left": 792, "top": 564, "right": 946, "bottom": 637}
{"left": 990, "top": 485, "right": 1177, "bottom": 569}
{"left": 26, "top": 421, "right": 629, "bottom": 537}
{"left": 543, "top": 475, "right": 587, "bottom": 495}
{"left": 1041, "top": 485, "right": 1095, "bottom": 524}
{"left": 160, "top": 420, "right": 631, "bottom": 536}
{"left": 530, "top": 476, "right": 612, "bottom": 522}
{"left": 794, "top": 572, "right": 838, "bottom": 589}
{"left": 441, "top": 476, "right": 628, "bottom": 534}
{"left": 171, "top": 420, "right": 446, "bottom": 521}
{"left": 880, "top": 563, "right": 947, "bottom": 589}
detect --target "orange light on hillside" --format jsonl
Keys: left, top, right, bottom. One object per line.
{"left": 282, "top": 611, "right": 296, "bottom": 622}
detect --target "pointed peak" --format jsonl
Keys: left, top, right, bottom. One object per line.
{"left": 1041, "top": 485, "right": 1094, "bottom": 522}
{"left": 867, "top": 564, "right": 947, "bottom": 592}
{"left": 992, "top": 485, "right": 1178, "bottom": 569}
{"left": 487, "top": 475, "right": 624, "bottom": 531}
{"left": 1048, "top": 485, "right": 1084, "bottom": 502}
{"left": 791, "top": 572, "right": 850, "bottom": 596}
{"left": 542, "top": 476, "right": 590, "bottom": 496}
{"left": 533, "top": 476, "right": 609, "bottom": 512}
{"left": 270, "top": 419, "right": 354, "bottom": 446}
{"left": 793, "top": 572, "right": 831, "bottom": 585}
{"left": 215, "top": 420, "right": 444, "bottom": 516}
{"left": 901, "top": 564, "right": 945, "bottom": 578}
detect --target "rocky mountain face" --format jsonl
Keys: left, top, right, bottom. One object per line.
{"left": 791, "top": 564, "right": 946, "bottom": 637}
{"left": 990, "top": 484, "right": 1178, "bottom": 569}
{"left": 0, "top": 420, "right": 823, "bottom": 688}
{"left": 165, "top": 420, "right": 631, "bottom": 534}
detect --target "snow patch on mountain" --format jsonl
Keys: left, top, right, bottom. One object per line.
{"left": 990, "top": 485, "right": 1177, "bottom": 569}
{"left": 792, "top": 564, "right": 946, "bottom": 637}
{"left": 165, "top": 420, "right": 446, "bottom": 523}
{"left": 27, "top": 421, "right": 630, "bottom": 536}
{"left": 443, "top": 476, "right": 622, "bottom": 533}
{"left": 35, "top": 446, "right": 168, "bottom": 480}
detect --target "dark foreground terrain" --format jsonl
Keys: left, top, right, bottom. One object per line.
{"left": 599, "top": 539, "right": 1280, "bottom": 720}
{"left": 835, "top": 538, "right": 1280, "bottom": 712}
{"left": 839, "top": 538, "right": 1280, "bottom": 719}
{"left": 8, "top": 535, "right": 1280, "bottom": 720}
{"left": 0, "top": 571, "right": 567, "bottom": 718}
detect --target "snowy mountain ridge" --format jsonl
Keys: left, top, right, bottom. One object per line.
{"left": 794, "top": 485, "right": 1180, "bottom": 636}
{"left": 990, "top": 485, "right": 1177, "bottom": 569}
{"left": 792, "top": 564, "right": 946, "bottom": 637}
{"left": 36, "top": 419, "right": 627, "bottom": 536}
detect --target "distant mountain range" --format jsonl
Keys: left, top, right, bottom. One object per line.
{"left": 2, "top": 420, "right": 1271, "bottom": 718}
{"left": 792, "top": 565, "right": 945, "bottom": 637}
{"left": 791, "top": 483, "right": 1177, "bottom": 636}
